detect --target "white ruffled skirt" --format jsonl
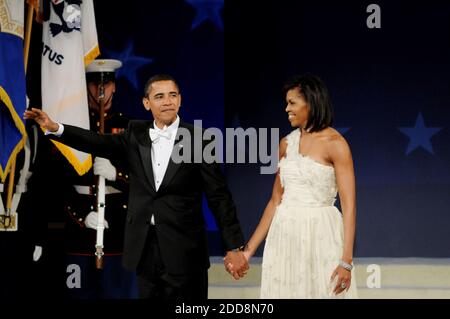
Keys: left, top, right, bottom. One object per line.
{"left": 260, "top": 203, "right": 358, "bottom": 299}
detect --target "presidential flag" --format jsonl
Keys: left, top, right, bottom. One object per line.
{"left": 41, "top": 0, "right": 99, "bottom": 175}
{"left": 0, "top": 0, "right": 27, "bottom": 182}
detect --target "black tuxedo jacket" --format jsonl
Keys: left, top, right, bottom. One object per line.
{"left": 51, "top": 120, "right": 244, "bottom": 274}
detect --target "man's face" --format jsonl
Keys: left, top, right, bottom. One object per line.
{"left": 142, "top": 80, "right": 181, "bottom": 127}
{"left": 87, "top": 81, "right": 116, "bottom": 113}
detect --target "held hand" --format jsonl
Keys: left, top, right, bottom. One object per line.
{"left": 94, "top": 157, "right": 117, "bottom": 181}
{"left": 23, "top": 108, "right": 59, "bottom": 132}
{"left": 84, "top": 211, "right": 109, "bottom": 230}
{"left": 223, "top": 251, "right": 249, "bottom": 280}
{"left": 242, "top": 248, "right": 252, "bottom": 262}
{"left": 331, "top": 265, "right": 352, "bottom": 295}
{"left": 33, "top": 245, "right": 42, "bottom": 262}
{"left": 236, "top": 249, "right": 253, "bottom": 277}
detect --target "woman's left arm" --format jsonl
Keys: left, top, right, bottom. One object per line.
{"left": 328, "top": 135, "right": 356, "bottom": 293}
{"left": 330, "top": 136, "right": 356, "bottom": 263}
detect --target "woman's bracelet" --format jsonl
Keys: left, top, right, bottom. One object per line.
{"left": 339, "top": 259, "right": 353, "bottom": 271}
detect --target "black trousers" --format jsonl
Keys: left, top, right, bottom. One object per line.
{"left": 136, "top": 226, "right": 208, "bottom": 300}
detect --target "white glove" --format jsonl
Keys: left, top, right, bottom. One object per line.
{"left": 84, "top": 211, "right": 109, "bottom": 230}
{"left": 93, "top": 157, "right": 116, "bottom": 181}
{"left": 33, "top": 245, "right": 42, "bottom": 262}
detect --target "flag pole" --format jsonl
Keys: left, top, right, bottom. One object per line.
{"left": 24, "top": 2, "right": 34, "bottom": 72}
{"left": 5, "top": 2, "right": 34, "bottom": 226}
{"left": 95, "top": 72, "right": 106, "bottom": 269}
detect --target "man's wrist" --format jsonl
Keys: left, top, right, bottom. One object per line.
{"left": 49, "top": 122, "right": 59, "bottom": 132}
{"left": 230, "top": 244, "right": 247, "bottom": 252}
{"left": 45, "top": 123, "right": 64, "bottom": 136}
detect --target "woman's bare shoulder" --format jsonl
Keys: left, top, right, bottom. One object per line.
{"left": 322, "top": 127, "right": 351, "bottom": 157}
{"left": 279, "top": 136, "right": 288, "bottom": 157}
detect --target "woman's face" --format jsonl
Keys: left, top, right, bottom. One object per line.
{"left": 285, "top": 87, "right": 309, "bottom": 128}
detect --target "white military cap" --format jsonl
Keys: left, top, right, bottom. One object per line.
{"left": 86, "top": 59, "right": 122, "bottom": 83}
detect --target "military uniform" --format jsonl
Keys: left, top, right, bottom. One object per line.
{"left": 60, "top": 59, "right": 138, "bottom": 298}
{"left": 64, "top": 111, "right": 129, "bottom": 256}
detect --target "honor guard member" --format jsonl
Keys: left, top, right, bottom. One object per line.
{"left": 63, "top": 59, "right": 138, "bottom": 298}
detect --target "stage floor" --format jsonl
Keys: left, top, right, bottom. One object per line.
{"left": 208, "top": 257, "right": 450, "bottom": 299}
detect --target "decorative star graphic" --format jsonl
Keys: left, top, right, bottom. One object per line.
{"left": 398, "top": 112, "right": 443, "bottom": 155}
{"left": 185, "top": 0, "right": 224, "bottom": 31}
{"left": 103, "top": 40, "right": 153, "bottom": 90}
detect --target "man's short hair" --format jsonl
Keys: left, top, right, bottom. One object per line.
{"left": 144, "top": 74, "right": 180, "bottom": 97}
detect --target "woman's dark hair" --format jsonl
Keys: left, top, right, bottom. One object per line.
{"left": 144, "top": 74, "right": 180, "bottom": 97}
{"left": 282, "top": 74, "right": 333, "bottom": 132}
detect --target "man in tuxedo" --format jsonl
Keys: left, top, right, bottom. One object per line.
{"left": 24, "top": 74, "right": 248, "bottom": 299}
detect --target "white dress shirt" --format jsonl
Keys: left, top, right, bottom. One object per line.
{"left": 149, "top": 116, "right": 180, "bottom": 224}
{"left": 150, "top": 116, "right": 179, "bottom": 191}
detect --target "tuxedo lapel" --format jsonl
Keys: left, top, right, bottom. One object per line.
{"left": 137, "top": 122, "right": 156, "bottom": 192}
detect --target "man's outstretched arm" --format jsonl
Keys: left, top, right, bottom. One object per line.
{"left": 24, "top": 108, "right": 127, "bottom": 160}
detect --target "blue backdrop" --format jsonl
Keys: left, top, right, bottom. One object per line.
{"left": 93, "top": 0, "right": 450, "bottom": 257}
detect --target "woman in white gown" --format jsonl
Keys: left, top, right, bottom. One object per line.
{"left": 237, "top": 74, "right": 358, "bottom": 298}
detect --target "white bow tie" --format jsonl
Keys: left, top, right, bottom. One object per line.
{"left": 149, "top": 128, "right": 172, "bottom": 142}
